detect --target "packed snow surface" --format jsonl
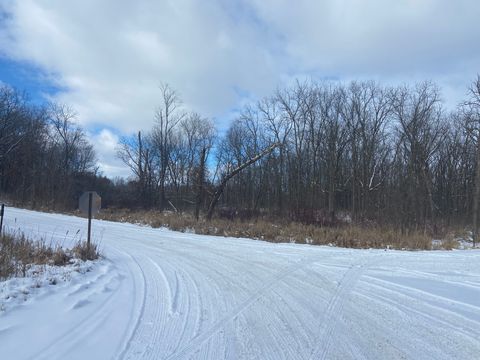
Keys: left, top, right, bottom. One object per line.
{"left": 1, "top": 207, "right": 480, "bottom": 360}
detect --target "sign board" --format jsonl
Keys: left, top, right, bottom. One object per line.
{"left": 79, "top": 191, "right": 101, "bottom": 216}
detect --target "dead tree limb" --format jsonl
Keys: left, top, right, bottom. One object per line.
{"left": 206, "top": 142, "right": 280, "bottom": 220}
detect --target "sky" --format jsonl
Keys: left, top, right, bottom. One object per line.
{"left": 0, "top": 0, "right": 479, "bottom": 178}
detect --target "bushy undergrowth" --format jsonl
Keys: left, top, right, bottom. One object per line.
{"left": 97, "top": 208, "right": 450, "bottom": 250}
{"left": 0, "top": 231, "right": 100, "bottom": 280}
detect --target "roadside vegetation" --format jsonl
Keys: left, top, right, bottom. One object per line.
{"left": 0, "top": 231, "right": 100, "bottom": 280}
{"left": 97, "top": 208, "right": 468, "bottom": 250}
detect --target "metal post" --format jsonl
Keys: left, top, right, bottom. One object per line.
{"left": 87, "top": 193, "right": 92, "bottom": 251}
{"left": 0, "top": 204, "right": 4, "bottom": 236}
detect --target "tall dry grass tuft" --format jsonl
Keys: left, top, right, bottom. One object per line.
{"left": 72, "top": 241, "right": 101, "bottom": 261}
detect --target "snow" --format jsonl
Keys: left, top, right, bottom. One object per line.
{"left": 0, "top": 259, "right": 96, "bottom": 313}
{"left": 1, "top": 207, "right": 480, "bottom": 360}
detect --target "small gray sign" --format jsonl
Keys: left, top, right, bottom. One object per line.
{"left": 79, "top": 191, "right": 101, "bottom": 216}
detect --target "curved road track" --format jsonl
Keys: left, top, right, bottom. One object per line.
{"left": 1, "top": 208, "right": 480, "bottom": 359}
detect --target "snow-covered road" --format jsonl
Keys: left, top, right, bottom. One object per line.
{"left": 1, "top": 208, "right": 480, "bottom": 360}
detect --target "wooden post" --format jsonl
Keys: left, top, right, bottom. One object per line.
{"left": 87, "top": 193, "right": 92, "bottom": 251}
{"left": 0, "top": 204, "right": 4, "bottom": 236}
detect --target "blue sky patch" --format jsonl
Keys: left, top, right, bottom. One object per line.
{"left": 0, "top": 56, "right": 63, "bottom": 104}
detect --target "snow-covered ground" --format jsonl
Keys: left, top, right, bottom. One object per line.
{"left": 1, "top": 207, "right": 480, "bottom": 360}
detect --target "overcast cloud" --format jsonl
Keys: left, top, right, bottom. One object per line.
{"left": 0, "top": 0, "right": 479, "bottom": 177}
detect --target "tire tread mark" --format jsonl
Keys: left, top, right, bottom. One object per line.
{"left": 309, "top": 257, "right": 371, "bottom": 360}
{"left": 165, "top": 257, "right": 315, "bottom": 360}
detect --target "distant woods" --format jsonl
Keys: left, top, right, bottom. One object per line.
{"left": 0, "top": 87, "right": 99, "bottom": 209}
{"left": 2, "top": 77, "right": 480, "bottom": 234}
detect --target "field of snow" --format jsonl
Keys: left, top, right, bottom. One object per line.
{"left": 1, "top": 207, "right": 480, "bottom": 360}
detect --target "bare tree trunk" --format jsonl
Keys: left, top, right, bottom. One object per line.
{"left": 195, "top": 147, "right": 206, "bottom": 221}
{"left": 328, "top": 149, "right": 337, "bottom": 224}
{"left": 473, "top": 137, "right": 480, "bottom": 247}
{"left": 206, "top": 143, "right": 280, "bottom": 220}
{"left": 328, "top": 174, "right": 335, "bottom": 223}
{"left": 422, "top": 163, "right": 436, "bottom": 232}
{"left": 351, "top": 136, "right": 357, "bottom": 222}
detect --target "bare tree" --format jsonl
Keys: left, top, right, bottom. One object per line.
{"left": 0, "top": 86, "right": 29, "bottom": 181}
{"left": 463, "top": 75, "right": 480, "bottom": 246}
{"left": 181, "top": 112, "right": 216, "bottom": 187}
{"left": 47, "top": 103, "right": 96, "bottom": 207}
{"left": 319, "top": 85, "right": 348, "bottom": 223}
{"left": 393, "top": 82, "right": 446, "bottom": 230}
{"left": 117, "top": 131, "right": 155, "bottom": 206}
{"left": 151, "top": 83, "right": 186, "bottom": 209}
{"left": 4, "top": 77, "right": 478, "bottom": 232}
{"left": 258, "top": 96, "right": 291, "bottom": 214}
{"left": 206, "top": 142, "right": 281, "bottom": 220}
{"left": 195, "top": 147, "right": 207, "bottom": 220}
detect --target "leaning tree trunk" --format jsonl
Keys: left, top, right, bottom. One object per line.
{"left": 206, "top": 143, "right": 280, "bottom": 221}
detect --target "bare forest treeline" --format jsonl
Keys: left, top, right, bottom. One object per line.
{"left": 2, "top": 78, "right": 480, "bottom": 236}
{"left": 0, "top": 86, "right": 103, "bottom": 209}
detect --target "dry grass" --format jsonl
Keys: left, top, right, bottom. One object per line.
{"left": 431, "top": 232, "right": 461, "bottom": 250}
{"left": 0, "top": 231, "right": 100, "bottom": 280}
{"left": 72, "top": 241, "right": 100, "bottom": 261}
{"left": 97, "top": 208, "right": 436, "bottom": 250}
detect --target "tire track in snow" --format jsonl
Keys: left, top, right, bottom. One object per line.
{"left": 119, "top": 249, "right": 207, "bottom": 360}
{"left": 269, "top": 288, "right": 316, "bottom": 356}
{"left": 157, "top": 250, "right": 249, "bottom": 359}
{"left": 358, "top": 278, "right": 480, "bottom": 341}
{"left": 238, "top": 268, "right": 337, "bottom": 360}
{"left": 387, "top": 267, "right": 480, "bottom": 292}
{"left": 115, "top": 249, "right": 148, "bottom": 360}
{"left": 149, "top": 258, "right": 176, "bottom": 315}
{"left": 162, "top": 254, "right": 225, "bottom": 357}
{"left": 364, "top": 274, "right": 480, "bottom": 316}
{"left": 120, "top": 237, "right": 279, "bottom": 357}
{"left": 358, "top": 289, "right": 480, "bottom": 343}
{"left": 121, "top": 255, "right": 169, "bottom": 359}
{"left": 165, "top": 269, "right": 194, "bottom": 357}
{"left": 164, "top": 256, "right": 316, "bottom": 360}
{"left": 347, "top": 291, "right": 468, "bottom": 360}
{"left": 127, "top": 237, "right": 342, "bottom": 359}
{"left": 309, "top": 256, "right": 373, "bottom": 360}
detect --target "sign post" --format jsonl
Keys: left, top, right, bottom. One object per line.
{"left": 87, "top": 192, "right": 93, "bottom": 249}
{"left": 0, "top": 204, "right": 4, "bottom": 236}
{"left": 79, "top": 192, "right": 101, "bottom": 250}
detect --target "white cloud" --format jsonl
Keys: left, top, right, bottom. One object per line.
{"left": 248, "top": 0, "right": 480, "bottom": 77}
{"left": 1, "top": 0, "right": 479, "bottom": 177}
{"left": 0, "top": 0, "right": 282, "bottom": 133}
{"left": 89, "top": 129, "right": 129, "bottom": 178}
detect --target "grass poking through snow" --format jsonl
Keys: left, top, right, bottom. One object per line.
{"left": 0, "top": 231, "right": 100, "bottom": 280}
